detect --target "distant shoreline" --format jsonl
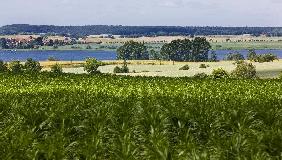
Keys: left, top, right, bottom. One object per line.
{"left": 1, "top": 48, "right": 282, "bottom": 52}
{"left": 0, "top": 48, "right": 115, "bottom": 52}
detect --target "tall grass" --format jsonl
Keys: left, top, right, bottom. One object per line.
{"left": 0, "top": 73, "right": 281, "bottom": 159}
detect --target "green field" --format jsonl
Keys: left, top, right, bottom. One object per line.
{"left": 1, "top": 73, "right": 282, "bottom": 159}
{"left": 212, "top": 41, "right": 282, "bottom": 50}
{"left": 38, "top": 43, "right": 163, "bottom": 51}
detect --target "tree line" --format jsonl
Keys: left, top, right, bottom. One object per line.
{"left": 1, "top": 24, "right": 282, "bottom": 37}
{"left": 117, "top": 38, "right": 217, "bottom": 62}
{"left": 225, "top": 49, "right": 278, "bottom": 62}
{"left": 0, "top": 37, "right": 77, "bottom": 49}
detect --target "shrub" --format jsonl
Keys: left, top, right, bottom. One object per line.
{"left": 24, "top": 58, "right": 42, "bottom": 73}
{"left": 51, "top": 64, "right": 63, "bottom": 74}
{"left": 193, "top": 73, "right": 208, "bottom": 79}
{"left": 83, "top": 58, "right": 102, "bottom": 74}
{"left": 9, "top": 61, "right": 24, "bottom": 73}
{"left": 233, "top": 60, "right": 245, "bottom": 65}
{"left": 199, "top": 64, "right": 208, "bottom": 68}
{"left": 113, "top": 66, "right": 121, "bottom": 73}
{"left": 247, "top": 49, "right": 257, "bottom": 61}
{"left": 212, "top": 68, "right": 229, "bottom": 79}
{"left": 48, "top": 56, "right": 59, "bottom": 61}
{"left": 53, "top": 45, "right": 58, "bottom": 49}
{"left": 279, "top": 72, "right": 282, "bottom": 79}
{"left": 0, "top": 60, "right": 8, "bottom": 73}
{"left": 113, "top": 65, "right": 129, "bottom": 73}
{"left": 255, "top": 53, "right": 278, "bottom": 63}
{"left": 179, "top": 65, "right": 190, "bottom": 70}
{"left": 225, "top": 52, "right": 245, "bottom": 61}
{"left": 247, "top": 50, "right": 278, "bottom": 63}
{"left": 231, "top": 62, "right": 256, "bottom": 79}
{"left": 86, "top": 45, "right": 92, "bottom": 49}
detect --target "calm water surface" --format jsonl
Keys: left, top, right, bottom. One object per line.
{"left": 0, "top": 49, "right": 282, "bottom": 61}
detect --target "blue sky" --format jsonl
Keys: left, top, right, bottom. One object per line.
{"left": 0, "top": 0, "right": 281, "bottom": 26}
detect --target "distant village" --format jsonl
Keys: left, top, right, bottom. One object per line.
{"left": 0, "top": 35, "right": 80, "bottom": 49}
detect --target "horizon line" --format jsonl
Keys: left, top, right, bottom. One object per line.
{"left": 1, "top": 24, "right": 282, "bottom": 28}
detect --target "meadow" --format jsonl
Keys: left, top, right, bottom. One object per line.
{"left": 0, "top": 73, "right": 282, "bottom": 159}
{"left": 58, "top": 60, "right": 282, "bottom": 78}
{"left": 39, "top": 41, "right": 282, "bottom": 51}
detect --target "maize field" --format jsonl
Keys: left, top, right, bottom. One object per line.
{"left": 0, "top": 73, "right": 282, "bottom": 159}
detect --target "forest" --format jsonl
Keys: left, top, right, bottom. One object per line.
{"left": 1, "top": 24, "right": 282, "bottom": 37}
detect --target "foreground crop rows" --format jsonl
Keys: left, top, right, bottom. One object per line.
{"left": 0, "top": 73, "right": 282, "bottom": 159}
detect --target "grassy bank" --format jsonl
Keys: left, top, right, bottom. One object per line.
{"left": 3, "top": 40, "right": 282, "bottom": 51}
{"left": 37, "top": 41, "right": 282, "bottom": 50}
{"left": 212, "top": 41, "right": 282, "bottom": 50}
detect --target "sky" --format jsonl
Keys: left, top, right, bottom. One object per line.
{"left": 0, "top": 0, "right": 281, "bottom": 27}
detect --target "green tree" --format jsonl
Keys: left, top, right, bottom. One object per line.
{"left": 149, "top": 49, "right": 162, "bottom": 60}
{"left": 161, "top": 39, "right": 192, "bottom": 62}
{"left": 117, "top": 41, "right": 149, "bottom": 60}
{"left": 255, "top": 53, "right": 278, "bottom": 63}
{"left": 24, "top": 58, "right": 42, "bottom": 73}
{"left": 84, "top": 58, "right": 102, "bottom": 74}
{"left": 160, "top": 38, "right": 211, "bottom": 62}
{"left": 150, "top": 49, "right": 163, "bottom": 65}
{"left": 210, "top": 50, "right": 218, "bottom": 62}
{"left": 226, "top": 52, "right": 245, "bottom": 61}
{"left": 48, "top": 39, "right": 54, "bottom": 46}
{"left": 0, "top": 38, "right": 9, "bottom": 49}
{"left": 160, "top": 43, "right": 174, "bottom": 61}
{"left": 191, "top": 37, "right": 211, "bottom": 61}
{"left": 34, "top": 37, "right": 44, "bottom": 46}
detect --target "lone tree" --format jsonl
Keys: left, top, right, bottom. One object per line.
{"left": 160, "top": 37, "right": 211, "bottom": 62}
{"left": 84, "top": 58, "right": 103, "bottom": 74}
{"left": 117, "top": 41, "right": 149, "bottom": 60}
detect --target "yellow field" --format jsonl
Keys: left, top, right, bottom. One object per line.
{"left": 40, "top": 61, "right": 84, "bottom": 68}
{"left": 85, "top": 35, "right": 282, "bottom": 44}
{"left": 2, "top": 34, "right": 282, "bottom": 43}
{"left": 40, "top": 60, "right": 282, "bottom": 78}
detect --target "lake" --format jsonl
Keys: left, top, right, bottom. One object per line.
{"left": 0, "top": 50, "right": 117, "bottom": 61}
{"left": 0, "top": 49, "right": 282, "bottom": 61}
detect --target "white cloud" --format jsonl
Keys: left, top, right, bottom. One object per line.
{"left": 0, "top": 0, "right": 280, "bottom": 26}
